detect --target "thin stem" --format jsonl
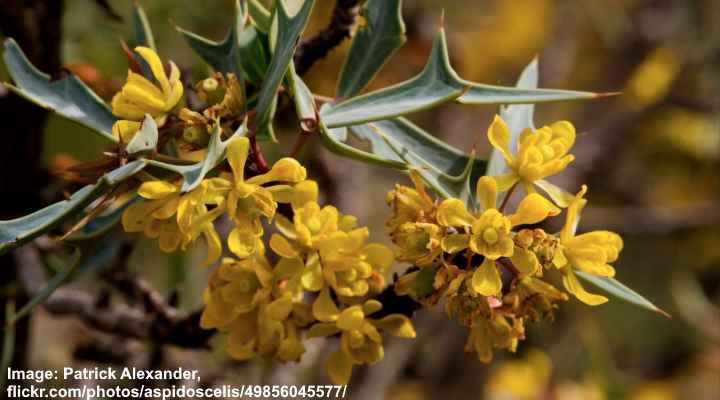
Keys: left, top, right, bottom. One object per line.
{"left": 289, "top": 132, "right": 312, "bottom": 159}
{"left": 498, "top": 183, "right": 518, "bottom": 213}
{"left": 249, "top": 135, "right": 269, "bottom": 173}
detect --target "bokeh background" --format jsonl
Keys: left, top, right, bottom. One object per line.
{"left": 1, "top": 0, "right": 719, "bottom": 399}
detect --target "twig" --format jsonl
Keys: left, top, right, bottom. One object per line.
{"left": 293, "top": 0, "right": 360, "bottom": 76}
{"left": 13, "top": 244, "right": 212, "bottom": 348}
{"left": 249, "top": 135, "right": 270, "bottom": 173}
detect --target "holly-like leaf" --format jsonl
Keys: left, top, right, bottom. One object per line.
{"left": 248, "top": 0, "right": 272, "bottom": 32}
{"left": 2, "top": 39, "right": 117, "bottom": 142}
{"left": 132, "top": 2, "right": 156, "bottom": 50}
{"left": 336, "top": 0, "right": 406, "bottom": 98}
{"left": 255, "top": 0, "right": 315, "bottom": 141}
{"left": 576, "top": 271, "right": 671, "bottom": 318}
{"left": 125, "top": 114, "right": 158, "bottom": 155}
{"left": 321, "top": 28, "right": 466, "bottom": 129}
{"left": 319, "top": 115, "right": 485, "bottom": 199}
{"left": 67, "top": 196, "right": 140, "bottom": 241}
{"left": 0, "top": 160, "right": 146, "bottom": 255}
{"left": 175, "top": 1, "right": 246, "bottom": 78}
{"left": 145, "top": 123, "right": 247, "bottom": 192}
{"left": 287, "top": 63, "right": 317, "bottom": 131}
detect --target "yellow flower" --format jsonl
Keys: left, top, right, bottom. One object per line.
{"left": 111, "top": 47, "right": 183, "bottom": 126}
{"left": 199, "top": 255, "right": 273, "bottom": 330}
{"left": 222, "top": 137, "right": 307, "bottom": 258}
{"left": 307, "top": 300, "right": 416, "bottom": 384}
{"left": 386, "top": 170, "right": 437, "bottom": 230}
{"left": 553, "top": 185, "right": 623, "bottom": 305}
{"left": 317, "top": 228, "right": 394, "bottom": 298}
{"left": 488, "top": 115, "right": 576, "bottom": 206}
{"left": 391, "top": 222, "right": 443, "bottom": 266}
{"left": 485, "top": 349, "right": 553, "bottom": 400}
{"left": 121, "top": 178, "right": 226, "bottom": 265}
{"left": 465, "top": 313, "right": 524, "bottom": 363}
{"left": 220, "top": 299, "right": 307, "bottom": 362}
{"left": 437, "top": 176, "right": 559, "bottom": 296}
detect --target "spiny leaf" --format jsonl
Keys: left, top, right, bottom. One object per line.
{"left": 248, "top": 0, "right": 272, "bottom": 32}
{"left": 319, "top": 116, "right": 485, "bottom": 199}
{"left": 8, "top": 247, "right": 82, "bottom": 325}
{"left": 175, "top": 1, "right": 246, "bottom": 78}
{"left": 255, "top": 0, "right": 315, "bottom": 141}
{"left": 67, "top": 196, "right": 140, "bottom": 241}
{"left": 321, "top": 28, "right": 466, "bottom": 128}
{"left": 132, "top": 2, "right": 156, "bottom": 50}
{"left": 576, "top": 271, "right": 671, "bottom": 318}
{"left": 2, "top": 38, "right": 117, "bottom": 142}
{"left": 287, "top": 63, "right": 317, "bottom": 131}
{"left": 0, "top": 160, "right": 146, "bottom": 255}
{"left": 336, "top": 0, "right": 406, "bottom": 98}
{"left": 125, "top": 114, "right": 158, "bottom": 155}
{"left": 145, "top": 123, "right": 247, "bottom": 192}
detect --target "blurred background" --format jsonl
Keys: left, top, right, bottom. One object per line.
{"left": 1, "top": 0, "right": 719, "bottom": 399}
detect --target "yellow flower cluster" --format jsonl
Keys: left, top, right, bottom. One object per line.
{"left": 387, "top": 115, "right": 623, "bottom": 362}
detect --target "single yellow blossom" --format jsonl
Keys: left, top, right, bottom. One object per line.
{"left": 553, "top": 185, "right": 623, "bottom": 305}
{"left": 308, "top": 300, "right": 416, "bottom": 384}
{"left": 199, "top": 255, "right": 273, "bottom": 330}
{"left": 488, "top": 115, "right": 576, "bottom": 206}
{"left": 386, "top": 170, "right": 437, "bottom": 230}
{"left": 391, "top": 222, "right": 443, "bottom": 266}
{"left": 121, "top": 178, "right": 226, "bottom": 265}
{"left": 437, "top": 176, "right": 559, "bottom": 296}
{"left": 111, "top": 47, "right": 183, "bottom": 126}
{"left": 222, "top": 137, "right": 307, "bottom": 258}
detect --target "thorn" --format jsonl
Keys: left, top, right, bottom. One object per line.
{"left": 439, "top": 9, "right": 446, "bottom": 29}
{"left": 593, "top": 91, "right": 622, "bottom": 98}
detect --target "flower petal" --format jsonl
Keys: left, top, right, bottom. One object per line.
{"left": 337, "top": 306, "right": 365, "bottom": 331}
{"left": 313, "top": 287, "right": 339, "bottom": 322}
{"left": 269, "top": 233, "right": 299, "bottom": 258}
{"left": 562, "top": 268, "right": 608, "bottom": 305}
{"left": 437, "top": 199, "right": 475, "bottom": 227}
{"left": 476, "top": 176, "right": 498, "bottom": 211}
{"left": 510, "top": 246, "right": 540, "bottom": 277}
{"left": 509, "top": 193, "right": 560, "bottom": 227}
{"left": 535, "top": 179, "right": 574, "bottom": 208}
{"left": 327, "top": 350, "right": 354, "bottom": 385}
{"left": 441, "top": 233, "right": 470, "bottom": 253}
{"left": 372, "top": 314, "right": 416, "bottom": 338}
{"left": 471, "top": 259, "right": 502, "bottom": 296}
{"left": 227, "top": 137, "right": 250, "bottom": 186}
{"left": 228, "top": 227, "right": 258, "bottom": 258}
{"left": 488, "top": 115, "right": 514, "bottom": 165}
{"left": 138, "top": 180, "right": 178, "bottom": 199}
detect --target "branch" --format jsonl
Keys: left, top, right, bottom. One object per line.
{"left": 13, "top": 245, "right": 212, "bottom": 349}
{"left": 293, "top": 0, "right": 360, "bottom": 76}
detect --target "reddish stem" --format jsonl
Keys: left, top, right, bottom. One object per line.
{"left": 249, "top": 135, "right": 269, "bottom": 173}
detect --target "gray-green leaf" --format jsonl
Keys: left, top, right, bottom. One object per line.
{"left": 576, "top": 271, "right": 671, "bottom": 318}
{"left": 145, "top": 123, "right": 247, "bottom": 192}
{"left": 255, "top": 0, "right": 315, "bottom": 141}
{"left": 321, "top": 28, "right": 466, "bottom": 128}
{"left": 0, "top": 160, "right": 146, "bottom": 255}
{"left": 336, "top": 0, "right": 406, "bottom": 98}
{"left": 125, "top": 114, "right": 158, "bottom": 155}
{"left": 2, "top": 39, "right": 117, "bottom": 142}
